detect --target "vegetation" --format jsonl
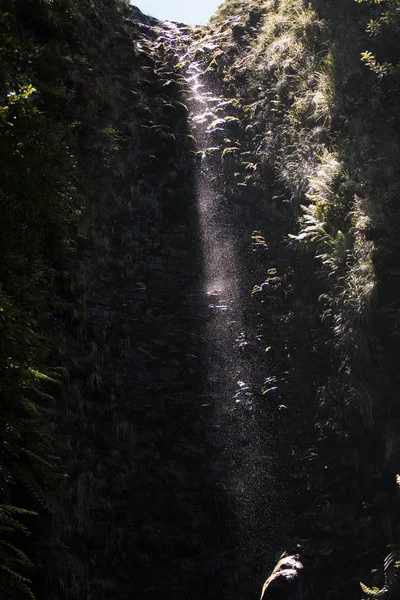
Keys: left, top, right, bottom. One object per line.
{"left": 3, "top": 0, "right": 202, "bottom": 598}
{"left": 1, "top": 0, "right": 400, "bottom": 597}
{"left": 209, "top": 0, "right": 400, "bottom": 595}
{"left": 356, "top": 0, "right": 400, "bottom": 77}
{"left": 0, "top": 2, "right": 80, "bottom": 597}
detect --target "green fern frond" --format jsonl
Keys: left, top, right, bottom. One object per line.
{"left": 0, "top": 505, "right": 37, "bottom": 518}
{"left": 360, "top": 582, "right": 385, "bottom": 597}
{"left": 19, "top": 397, "right": 41, "bottom": 418}
{"left": 27, "top": 367, "right": 58, "bottom": 384}
{"left": 19, "top": 448, "right": 56, "bottom": 470}
{"left": 0, "top": 515, "right": 30, "bottom": 537}
{"left": 25, "top": 384, "right": 53, "bottom": 401}
{"left": 0, "top": 563, "right": 31, "bottom": 584}
{"left": 0, "top": 564, "right": 35, "bottom": 599}
{"left": 360, "top": 550, "right": 400, "bottom": 598}
{"left": 0, "top": 541, "right": 33, "bottom": 568}
{"left": 15, "top": 581, "right": 36, "bottom": 600}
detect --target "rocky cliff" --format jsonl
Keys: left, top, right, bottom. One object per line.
{"left": 1, "top": 1, "right": 400, "bottom": 599}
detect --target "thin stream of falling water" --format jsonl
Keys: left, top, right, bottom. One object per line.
{"left": 153, "top": 21, "right": 284, "bottom": 597}
{"left": 182, "top": 34, "right": 280, "bottom": 594}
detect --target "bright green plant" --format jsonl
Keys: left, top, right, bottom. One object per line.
{"left": 356, "top": 0, "right": 400, "bottom": 76}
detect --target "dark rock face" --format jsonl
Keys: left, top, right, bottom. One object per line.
{"left": 260, "top": 554, "right": 304, "bottom": 600}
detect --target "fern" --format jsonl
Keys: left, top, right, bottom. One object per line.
{"left": 360, "top": 582, "right": 387, "bottom": 598}
{"left": 360, "top": 551, "right": 400, "bottom": 598}
{"left": 0, "top": 506, "right": 38, "bottom": 600}
{"left": 289, "top": 202, "right": 330, "bottom": 244}
{"left": 0, "top": 541, "right": 34, "bottom": 568}
{"left": 19, "top": 448, "right": 57, "bottom": 471}
{"left": 0, "top": 564, "right": 36, "bottom": 600}
{"left": 0, "top": 515, "right": 30, "bottom": 537}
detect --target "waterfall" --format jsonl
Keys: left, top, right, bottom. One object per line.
{"left": 178, "top": 27, "right": 284, "bottom": 596}
{"left": 138, "top": 19, "right": 289, "bottom": 598}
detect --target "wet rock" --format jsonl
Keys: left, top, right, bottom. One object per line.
{"left": 89, "top": 521, "right": 108, "bottom": 548}
{"left": 136, "top": 371, "right": 154, "bottom": 384}
{"left": 121, "top": 223, "right": 143, "bottom": 242}
{"left": 145, "top": 258, "right": 163, "bottom": 271}
{"left": 260, "top": 553, "right": 304, "bottom": 600}
{"left": 318, "top": 543, "right": 333, "bottom": 557}
{"left": 88, "top": 302, "right": 111, "bottom": 321}
{"left": 133, "top": 282, "right": 147, "bottom": 298}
